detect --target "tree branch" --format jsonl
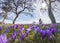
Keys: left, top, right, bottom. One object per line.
{"left": 13, "top": 0, "right": 27, "bottom": 24}
{"left": 13, "top": 0, "right": 17, "bottom": 6}
{"left": 50, "top": 0, "right": 56, "bottom": 3}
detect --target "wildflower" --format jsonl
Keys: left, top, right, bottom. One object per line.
{"left": 49, "top": 26, "right": 56, "bottom": 34}
{"left": 19, "top": 24, "right": 24, "bottom": 35}
{"left": 12, "top": 32, "right": 17, "bottom": 40}
{"left": 35, "top": 28, "right": 40, "bottom": 33}
{"left": 5, "top": 29, "right": 9, "bottom": 33}
{"left": 20, "top": 28, "right": 31, "bottom": 41}
{"left": 0, "top": 26, "right": 3, "bottom": 30}
{"left": 20, "top": 24, "right": 24, "bottom": 29}
{"left": 40, "top": 30, "right": 46, "bottom": 39}
{"left": 25, "top": 28, "right": 31, "bottom": 37}
{"left": 34, "top": 26, "right": 40, "bottom": 33}
{"left": 20, "top": 35, "right": 25, "bottom": 41}
{"left": 42, "top": 24, "right": 46, "bottom": 26}
{"left": 13, "top": 24, "right": 18, "bottom": 29}
{"left": 20, "top": 31, "right": 29, "bottom": 41}
{"left": 20, "top": 34, "right": 27, "bottom": 41}
{"left": 26, "top": 28, "right": 31, "bottom": 33}
{"left": 29, "top": 24, "right": 34, "bottom": 29}
{"left": 0, "top": 33, "right": 8, "bottom": 43}
{"left": 46, "top": 30, "right": 53, "bottom": 40}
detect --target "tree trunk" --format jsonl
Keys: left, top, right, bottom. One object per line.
{"left": 2, "top": 18, "right": 5, "bottom": 23}
{"left": 2, "top": 15, "right": 7, "bottom": 23}
{"left": 48, "top": 0, "right": 56, "bottom": 24}
{"left": 13, "top": 14, "right": 18, "bottom": 24}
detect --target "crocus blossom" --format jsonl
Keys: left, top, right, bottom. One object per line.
{"left": 5, "top": 29, "right": 9, "bottom": 33}
{"left": 12, "top": 32, "right": 17, "bottom": 40}
{"left": 40, "top": 30, "right": 46, "bottom": 39}
{"left": 0, "top": 33, "right": 8, "bottom": 43}
{"left": 46, "top": 29, "right": 53, "bottom": 40}
{"left": 49, "top": 26, "right": 56, "bottom": 34}
{"left": 20, "top": 28, "right": 32, "bottom": 41}
{"left": 0, "top": 26, "right": 3, "bottom": 30}
{"left": 29, "top": 24, "right": 34, "bottom": 29}
{"left": 13, "top": 24, "right": 18, "bottom": 29}
{"left": 19, "top": 24, "right": 24, "bottom": 35}
{"left": 35, "top": 27, "right": 40, "bottom": 33}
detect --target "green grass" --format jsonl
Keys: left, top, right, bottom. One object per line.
{"left": 0, "top": 24, "right": 60, "bottom": 43}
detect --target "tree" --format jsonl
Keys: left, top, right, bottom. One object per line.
{"left": 0, "top": 0, "right": 35, "bottom": 24}
{"left": 47, "top": 0, "right": 56, "bottom": 23}
{"left": 40, "top": 0, "right": 60, "bottom": 24}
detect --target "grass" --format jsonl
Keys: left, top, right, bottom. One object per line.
{"left": 0, "top": 23, "right": 60, "bottom": 43}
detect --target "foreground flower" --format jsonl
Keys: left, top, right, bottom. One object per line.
{"left": 20, "top": 31, "right": 30, "bottom": 41}
{"left": 19, "top": 24, "right": 24, "bottom": 35}
{"left": 29, "top": 24, "right": 34, "bottom": 29}
{"left": 0, "top": 33, "right": 8, "bottom": 43}
{"left": 20, "top": 33, "right": 28, "bottom": 41}
{"left": 26, "top": 28, "right": 32, "bottom": 33}
{"left": 40, "top": 30, "right": 46, "bottom": 39}
{"left": 5, "top": 29, "right": 9, "bottom": 33}
{"left": 0, "top": 26, "right": 3, "bottom": 30}
{"left": 40, "top": 29, "right": 55, "bottom": 40}
{"left": 13, "top": 24, "right": 18, "bottom": 29}
{"left": 20, "top": 28, "right": 32, "bottom": 41}
{"left": 20, "top": 35, "right": 25, "bottom": 41}
{"left": 12, "top": 32, "right": 17, "bottom": 40}
{"left": 34, "top": 26, "right": 40, "bottom": 33}
{"left": 20, "top": 24, "right": 24, "bottom": 29}
{"left": 46, "top": 29, "right": 53, "bottom": 40}
{"left": 49, "top": 26, "right": 56, "bottom": 34}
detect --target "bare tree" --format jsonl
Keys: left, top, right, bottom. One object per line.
{"left": 0, "top": 0, "right": 35, "bottom": 24}
{"left": 47, "top": 0, "right": 56, "bottom": 24}
{"left": 40, "top": 0, "right": 60, "bottom": 24}
{"left": 0, "top": 12, "right": 7, "bottom": 23}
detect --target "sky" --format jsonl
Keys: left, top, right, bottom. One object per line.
{"left": 0, "top": 0, "right": 60, "bottom": 24}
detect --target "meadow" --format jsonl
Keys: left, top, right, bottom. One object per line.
{"left": 0, "top": 23, "right": 60, "bottom": 43}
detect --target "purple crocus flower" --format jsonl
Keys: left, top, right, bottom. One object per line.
{"left": 42, "top": 24, "right": 46, "bottom": 27}
{"left": 10, "top": 25, "right": 13, "bottom": 28}
{"left": 0, "top": 26, "right": 3, "bottom": 30}
{"left": 13, "top": 24, "right": 18, "bottom": 29}
{"left": 20, "top": 32, "right": 28, "bottom": 41}
{"left": 34, "top": 26, "right": 40, "bottom": 33}
{"left": 19, "top": 28, "right": 24, "bottom": 35}
{"left": 19, "top": 26, "right": 32, "bottom": 41}
{"left": 5, "top": 29, "right": 9, "bottom": 33}
{"left": 34, "top": 27, "right": 41, "bottom": 33}
{"left": 20, "top": 35, "right": 25, "bottom": 41}
{"left": 12, "top": 32, "right": 17, "bottom": 40}
{"left": 25, "top": 28, "right": 32, "bottom": 36}
{"left": 0, "top": 33, "right": 8, "bottom": 43}
{"left": 51, "top": 24, "right": 55, "bottom": 27}
{"left": 48, "top": 33, "right": 53, "bottom": 40}
{"left": 29, "top": 24, "right": 34, "bottom": 29}
{"left": 20, "top": 24, "right": 24, "bottom": 29}
{"left": 40, "top": 30, "right": 46, "bottom": 39}
{"left": 46, "top": 30, "right": 53, "bottom": 40}
{"left": 26, "top": 28, "right": 31, "bottom": 33}
{"left": 19, "top": 24, "right": 24, "bottom": 36}
{"left": 19, "top": 25, "right": 25, "bottom": 41}
{"left": 49, "top": 26, "right": 56, "bottom": 34}
{"left": 20, "top": 28, "right": 31, "bottom": 41}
